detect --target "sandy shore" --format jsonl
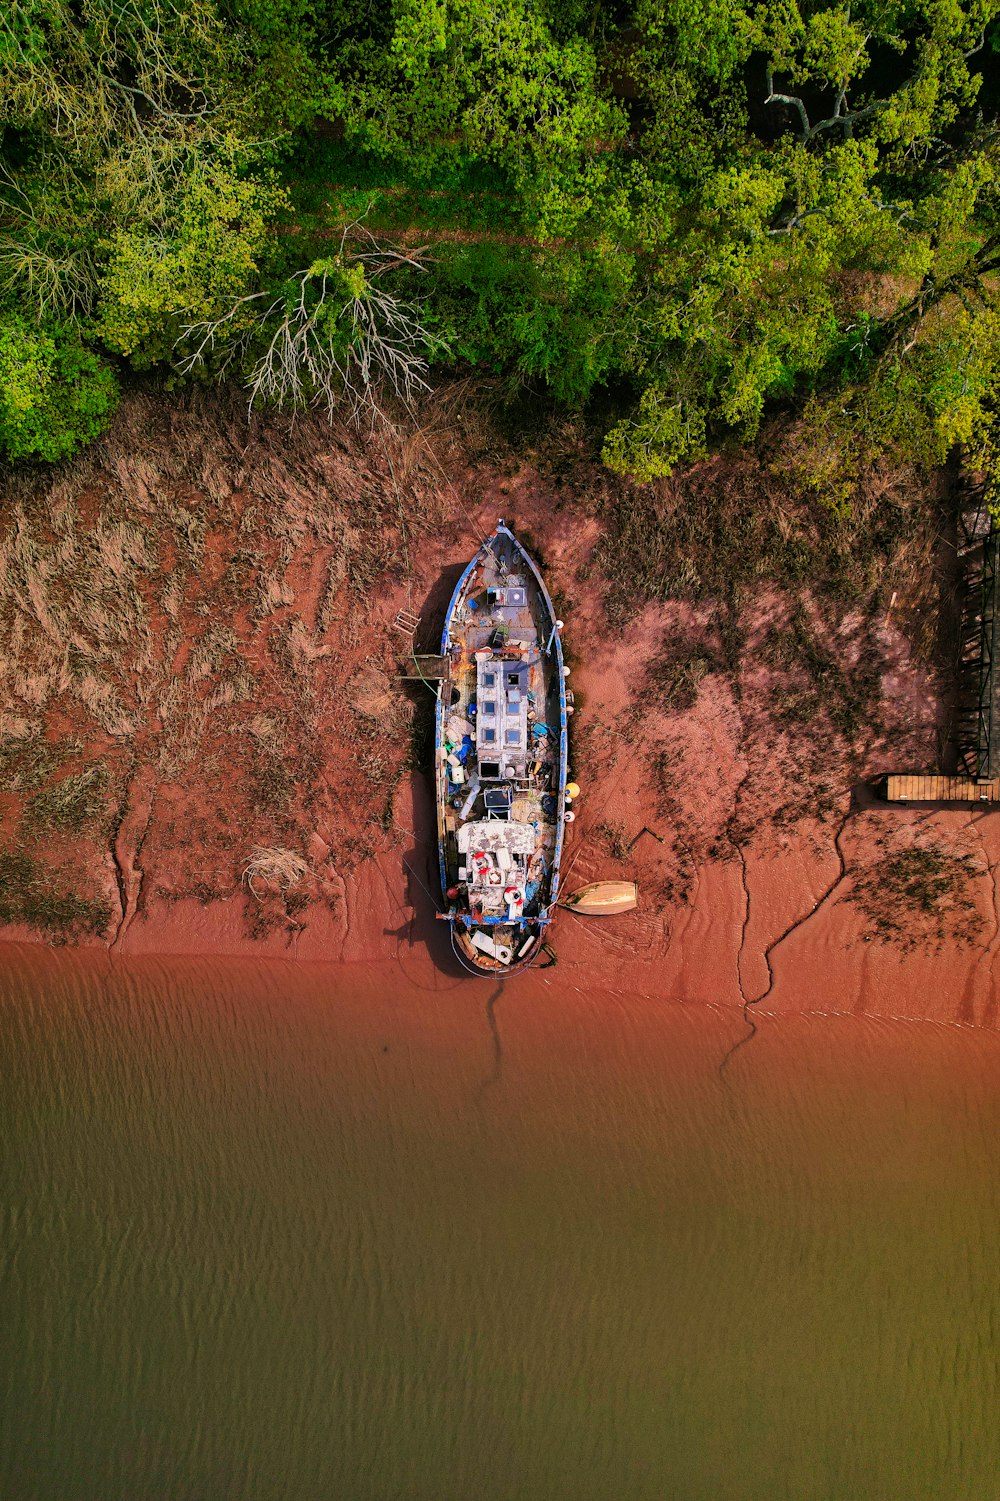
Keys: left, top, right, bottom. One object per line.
{"left": 81, "top": 775, "right": 1000, "bottom": 1037}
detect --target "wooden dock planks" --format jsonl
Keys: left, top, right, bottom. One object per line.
{"left": 396, "top": 654, "right": 448, "bottom": 681}
{"left": 884, "top": 773, "right": 1000, "bottom": 803}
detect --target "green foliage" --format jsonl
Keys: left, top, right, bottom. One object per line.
{"left": 603, "top": 387, "right": 708, "bottom": 481}
{"left": 0, "top": 310, "right": 118, "bottom": 460}
{"left": 330, "top": 0, "right": 626, "bottom": 232}
{"left": 98, "top": 149, "right": 285, "bottom": 364}
{"left": 429, "top": 241, "right": 632, "bottom": 404}
{"left": 3, "top": 0, "right": 1000, "bottom": 488}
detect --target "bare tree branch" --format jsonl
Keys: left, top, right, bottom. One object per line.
{"left": 765, "top": 69, "right": 812, "bottom": 141}
{"left": 179, "top": 227, "right": 445, "bottom": 420}
{"left": 765, "top": 63, "right": 885, "bottom": 145}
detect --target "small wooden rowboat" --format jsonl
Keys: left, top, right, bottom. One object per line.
{"left": 561, "top": 881, "right": 638, "bottom": 916}
{"left": 435, "top": 521, "right": 569, "bottom": 975}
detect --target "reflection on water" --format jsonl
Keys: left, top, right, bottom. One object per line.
{"left": 2, "top": 945, "right": 999, "bottom": 1501}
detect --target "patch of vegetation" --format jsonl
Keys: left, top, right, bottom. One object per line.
{"left": 594, "top": 819, "right": 630, "bottom": 861}
{"left": 590, "top": 457, "right": 918, "bottom": 629}
{"left": 3, "top": 0, "right": 1000, "bottom": 495}
{"left": 848, "top": 843, "right": 983, "bottom": 954}
{"left": 0, "top": 847, "right": 111, "bottom": 941}
{"left": 254, "top": 752, "right": 295, "bottom": 811}
{"left": 0, "top": 315, "right": 119, "bottom": 461}
{"left": 25, "top": 763, "right": 110, "bottom": 833}
{"left": 764, "top": 605, "right": 884, "bottom": 744}
{"left": 650, "top": 646, "right": 720, "bottom": 713}
{"left": 0, "top": 735, "right": 80, "bottom": 793}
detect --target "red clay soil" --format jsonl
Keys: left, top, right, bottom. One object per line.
{"left": 1, "top": 389, "right": 996, "bottom": 1041}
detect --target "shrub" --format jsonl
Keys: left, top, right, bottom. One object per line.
{"left": 848, "top": 843, "right": 983, "bottom": 953}
{"left": 0, "top": 312, "right": 119, "bottom": 461}
{"left": 0, "top": 848, "right": 112, "bottom": 940}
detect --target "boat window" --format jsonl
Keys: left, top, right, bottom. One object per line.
{"left": 483, "top": 672, "right": 495, "bottom": 688}
{"left": 482, "top": 699, "right": 496, "bottom": 715}
{"left": 482, "top": 727, "right": 496, "bottom": 743}
{"left": 505, "top": 729, "right": 520, "bottom": 745}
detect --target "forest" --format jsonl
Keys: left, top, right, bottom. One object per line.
{"left": 2, "top": 0, "right": 1000, "bottom": 498}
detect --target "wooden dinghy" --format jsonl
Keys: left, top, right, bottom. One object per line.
{"left": 562, "top": 880, "right": 638, "bottom": 916}
{"left": 435, "top": 521, "right": 569, "bottom": 975}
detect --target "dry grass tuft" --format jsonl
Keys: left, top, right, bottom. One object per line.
{"left": 242, "top": 845, "right": 310, "bottom": 900}
{"left": 349, "top": 665, "right": 404, "bottom": 723}
{"left": 649, "top": 647, "right": 719, "bottom": 713}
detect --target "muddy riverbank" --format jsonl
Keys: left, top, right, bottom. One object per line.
{"left": 1, "top": 385, "right": 995, "bottom": 1031}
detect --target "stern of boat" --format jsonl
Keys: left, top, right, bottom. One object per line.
{"left": 450, "top": 922, "right": 544, "bottom": 976}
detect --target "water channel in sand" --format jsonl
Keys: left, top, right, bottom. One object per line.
{"left": 2, "top": 943, "right": 999, "bottom": 1500}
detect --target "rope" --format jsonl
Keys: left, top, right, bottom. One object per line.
{"left": 401, "top": 853, "right": 444, "bottom": 913}
{"left": 396, "top": 396, "right": 496, "bottom": 558}
{"left": 380, "top": 429, "right": 413, "bottom": 612}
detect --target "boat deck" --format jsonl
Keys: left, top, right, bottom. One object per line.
{"left": 438, "top": 530, "right": 564, "bottom": 947}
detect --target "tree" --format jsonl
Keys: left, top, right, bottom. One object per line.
{"left": 0, "top": 0, "right": 301, "bottom": 398}
{"left": 596, "top": 0, "right": 1000, "bottom": 482}
{"left": 98, "top": 147, "right": 286, "bottom": 366}
{"left": 329, "top": 0, "right": 626, "bottom": 233}
{"left": 3, "top": 0, "right": 1000, "bottom": 489}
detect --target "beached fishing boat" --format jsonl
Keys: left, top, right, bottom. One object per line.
{"left": 435, "top": 521, "right": 569, "bottom": 974}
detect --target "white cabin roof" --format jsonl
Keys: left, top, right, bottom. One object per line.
{"left": 456, "top": 821, "right": 536, "bottom": 856}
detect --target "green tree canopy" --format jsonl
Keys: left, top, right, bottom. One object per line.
{"left": 2, "top": 0, "right": 1000, "bottom": 489}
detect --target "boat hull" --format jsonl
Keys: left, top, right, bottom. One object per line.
{"left": 435, "top": 523, "right": 568, "bottom": 975}
{"left": 450, "top": 923, "right": 544, "bottom": 977}
{"left": 562, "top": 881, "right": 638, "bottom": 916}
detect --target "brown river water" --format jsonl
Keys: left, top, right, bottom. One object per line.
{"left": 2, "top": 943, "right": 999, "bottom": 1500}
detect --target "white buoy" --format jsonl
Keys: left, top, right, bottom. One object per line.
{"left": 561, "top": 666, "right": 571, "bottom": 678}
{"left": 555, "top": 620, "right": 564, "bottom": 631}
{"left": 565, "top": 810, "right": 576, "bottom": 823}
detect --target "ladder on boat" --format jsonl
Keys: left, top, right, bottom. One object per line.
{"left": 393, "top": 607, "right": 421, "bottom": 635}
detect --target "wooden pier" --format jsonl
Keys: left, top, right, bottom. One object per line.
{"left": 883, "top": 773, "right": 1000, "bottom": 804}
{"left": 396, "top": 653, "right": 448, "bottom": 683}
{"left": 884, "top": 499, "right": 1000, "bottom": 807}
{"left": 955, "top": 506, "right": 999, "bottom": 779}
